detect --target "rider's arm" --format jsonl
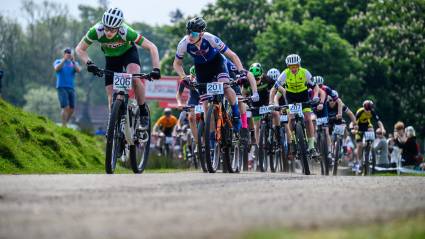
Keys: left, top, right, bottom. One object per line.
{"left": 141, "top": 38, "right": 160, "bottom": 69}
{"left": 173, "top": 58, "right": 186, "bottom": 79}
{"left": 274, "top": 92, "right": 282, "bottom": 105}
{"left": 246, "top": 72, "right": 258, "bottom": 94}
{"left": 319, "top": 88, "right": 326, "bottom": 104}
{"left": 269, "top": 88, "right": 277, "bottom": 105}
{"left": 223, "top": 49, "right": 244, "bottom": 71}
{"left": 305, "top": 70, "right": 318, "bottom": 98}
{"left": 75, "top": 40, "right": 91, "bottom": 65}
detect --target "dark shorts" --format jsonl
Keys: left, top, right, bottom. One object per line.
{"left": 195, "top": 54, "right": 229, "bottom": 95}
{"left": 314, "top": 102, "right": 329, "bottom": 118}
{"left": 286, "top": 90, "right": 312, "bottom": 112}
{"left": 104, "top": 44, "right": 141, "bottom": 86}
{"left": 188, "top": 90, "right": 201, "bottom": 106}
{"left": 57, "top": 87, "right": 75, "bottom": 109}
{"left": 232, "top": 85, "right": 242, "bottom": 96}
{"left": 161, "top": 127, "right": 173, "bottom": 137}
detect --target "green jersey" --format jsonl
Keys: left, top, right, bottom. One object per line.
{"left": 83, "top": 22, "right": 144, "bottom": 57}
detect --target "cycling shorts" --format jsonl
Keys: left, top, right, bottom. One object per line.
{"left": 194, "top": 53, "right": 229, "bottom": 95}
{"left": 104, "top": 44, "right": 140, "bottom": 86}
{"left": 286, "top": 90, "right": 312, "bottom": 113}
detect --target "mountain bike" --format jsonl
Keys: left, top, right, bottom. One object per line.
{"left": 328, "top": 117, "right": 346, "bottom": 176}
{"left": 361, "top": 130, "right": 376, "bottom": 176}
{"left": 98, "top": 70, "right": 152, "bottom": 174}
{"left": 178, "top": 106, "right": 199, "bottom": 169}
{"left": 192, "top": 80, "right": 241, "bottom": 173}
{"left": 316, "top": 116, "right": 330, "bottom": 175}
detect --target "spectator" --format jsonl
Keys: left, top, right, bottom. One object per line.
{"left": 54, "top": 48, "right": 80, "bottom": 127}
{"left": 400, "top": 126, "right": 419, "bottom": 167}
{"left": 373, "top": 128, "right": 389, "bottom": 168}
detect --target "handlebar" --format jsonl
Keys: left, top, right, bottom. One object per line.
{"left": 98, "top": 69, "right": 153, "bottom": 81}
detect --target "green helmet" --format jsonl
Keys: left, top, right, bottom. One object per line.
{"left": 249, "top": 63, "right": 263, "bottom": 78}
{"left": 190, "top": 66, "right": 196, "bottom": 76}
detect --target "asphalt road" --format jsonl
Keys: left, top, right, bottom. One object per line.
{"left": 0, "top": 173, "right": 424, "bottom": 239}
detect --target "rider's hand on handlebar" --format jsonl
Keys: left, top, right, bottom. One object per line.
{"left": 87, "top": 61, "right": 103, "bottom": 77}
{"left": 251, "top": 92, "right": 260, "bottom": 102}
{"left": 336, "top": 113, "right": 342, "bottom": 119}
{"left": 150, "top": 68, "right": 161, "bottom": 80}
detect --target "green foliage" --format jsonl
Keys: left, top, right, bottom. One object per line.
{"left": 0, "top": 99, "right": 104, "bottom": 173}
{"left": 353, "top": 0, "right": 425, "bottom": 132}
{"left": 255, "top": 17, "right": 363, "bottom": 106}
{"left": 23, "top": 86, "right": 60, "bottom": 122}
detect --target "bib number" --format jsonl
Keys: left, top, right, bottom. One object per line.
{"left": 259, "top": 106, "right": 271, "bottom": 115}
{"left": 113, "top": 73, "right": 132, "bottom": 91}
{"left": 364, "top": 131, "right": 375, "bottom": 141}
{"left": 316, "top": 117, "right": 328, "bottom": 126}
{"left": 195, "top": 105, "right": 204, "bottom": 114}
{"left": 288, "top": 103, "right": 303, "bottom": 116}
{"left": 206, "top": 82, "right": 224, "bottom": 95}
{"left": 280, "top": 114, "right": 288, "bottom": 122}
{"left": 333, "top": 124, "right": 345, "bottom": 136}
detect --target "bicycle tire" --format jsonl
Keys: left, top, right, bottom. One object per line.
{"left": 363, "top": 143, "right": 370, "bottom": 176}
{"left": 129, "top": 105, "right": 151, "bottom": 174}
{"left": 258, "top": 122, "right": 268, "bottom": 172}
{"left": 105, "top": 99, "right": 124, "bottom": 174}
{"left": 269, "top": 127, "right": 279, "bottom": 173}
{"left": 332, "top": 138, "right": 341, "bottom": 176}
{"left": 197, "top": 120, "right": 208, "bottom": 172}
{"left": 295, "top": 122, "right": 310, "bottom": 175}
{"left": 204, "top": 105, "right": 220, "bottom": 173}
{"left": 280, "top": 127, "right": 290, "bottom": 172}
{"left": 318, "top": 130, "right": 330, "bottom": 175}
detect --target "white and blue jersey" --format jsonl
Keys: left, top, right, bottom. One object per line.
{"left": 175, "top": 32, "right": 228, "bottom": 64}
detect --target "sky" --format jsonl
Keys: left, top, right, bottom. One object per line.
{"left": 0, "top": 0, "right": 216, "bottom": 26}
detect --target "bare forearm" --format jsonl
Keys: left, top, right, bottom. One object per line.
{"left": 224, "top": 49, "right": 243, "bottom": 70}
{"left": 247, "top": 72, "right": 257, "bottom": 93}
{"left": 269, "top": 88, "right": 277, "bottom": 104}
{"left": 173, "top": 59, "right": 185, "bottom": 79}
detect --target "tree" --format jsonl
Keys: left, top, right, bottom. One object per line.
{"left": 23, "top": 87, "right": 60, "bottom": 122}
{"left": 352, "top": 0, "right": 425, "bottom": 132}
{"left": 255, "top": 17, "right": 363, "bottom": 106}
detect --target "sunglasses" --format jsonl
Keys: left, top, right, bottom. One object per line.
{"left": 64, "top": 50, "right": 71, "bottom": 54}
{"left": 188, "top": 31, "right": 200, "bottom": 38}
{"left": 104, "top": 26, "right": 118, "bottom": 33}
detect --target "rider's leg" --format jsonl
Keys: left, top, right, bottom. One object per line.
{"left": 254, "top": 119, "right": 260, "bottom": 144}
{"left": 304, "top": 112, "right": 316, "bottom": 150}
{"left": 128, "top": 63, "right": 149, "bottom": 129}
{"left": 272, "top": 111, "right": 281, "bottom": 140}
{"left": 188, "top": 110, "right": 198, "bottom": 142}
{"left": 222, "top": 81, "right": 241, "bottom": 132}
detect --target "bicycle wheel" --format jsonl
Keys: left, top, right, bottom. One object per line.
{"left": 318, "top": 130, "right": 330, "bottom": 175}
{"left": 295, "top": 122, "right": 310, "bottom": 175}
{"left": 129, "top": 105, "right": 151, "bottom": 174}
{"left": 258, "top": 121, "right": 268, "bottom": 172}
{"left": 105, "top": 99, "right": 124, "bottom": 174}
{"left": 204, "top": 105, "right": 220, "bottom": 173}
{"left": 363, "top": 143, "right": 370, "bottom": 176}
{"left": 280, "top": 127, "right": 290, "bottom": 172}
{"left": 197, "top": 120, "right": 208, "bottom": 172}
{"left": 269, "top": 127, "right": 279, "bottom": 173}
{"left": 332, "top": 138, "right": 341, "bottom": 176}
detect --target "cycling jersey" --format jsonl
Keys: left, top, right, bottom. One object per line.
{"left": 84, "top": 22, "right": 144, "bottom": 57}
{"left": 356, "top": 107, "right": 380, "bottom": 131}
{"left": 274, "top": 67, "right": 314, "bottom": 93}
{"left": 155, "top": 115, "right": 178, "bottom": 129}
{"left": 319, "top": 85, "right": 339, "bottom": 101}
{"left": 175, "top": 32, "right": 228, "bottom": 64}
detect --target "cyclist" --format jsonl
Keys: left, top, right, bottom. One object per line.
{"left": 176, "top": 65, "right": 201, "bottom": 142}
{"left": 173, "top": 17, "right": 248, "bottom": 133}
{"left": 75, "top": 7, "right": 161, "bottom": 130}
{"left": 243, "top": 63, "right": 276, "bottom": 144}
{"left": 326, "top": 92, "right": 357, "bottom": 132}
{"left": 267, "top": 68, "right": 281, "bottom": 81}
{"left": 153, "top": 108, "right": 178, "bottom": 156}
{"left": 270, "top": 54, "right": 320, "bottom": 155}
{"left": 354, "top": 100, "right": 386, "bottom": 170}
{"left": 225, "top": 57, "right": 259, "bottom": 140}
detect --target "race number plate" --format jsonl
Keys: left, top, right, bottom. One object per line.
{"left": 316, "top": 117, "right": 328, "bottom": 126}
{"left": 259, "top": 106, "right": 271, "bottom": 115}
{"left": 206, "top": 82, "right": 224, "bottom": 95}
{"left": 113, "top": 73, "right": 132, "bottom": 91}
{"left": 333, "top": 124, "right": 346, "bottom": 135}
{"left": 364, "top": 131, "right": 375, "bottom": 141}
{"left": 195, "top": 105, "right": 204, "bottom": 114}
{"left": 288, "top": 103, "right": 303, "bottom": 116}
{"left": 246, "top": 111, "right": 252, "bottom": 118}
{"left": 280, "top": 114, "right": 288, "bottom": 122}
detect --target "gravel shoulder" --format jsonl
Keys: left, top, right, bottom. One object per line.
{"left": 0, "top": 173, "right": 424, "bottom": 239}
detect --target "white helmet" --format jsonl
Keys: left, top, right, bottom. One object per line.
{"left": 312, "top": 76, "right": 324, "bottom": 85}
{"left": 267, "top": 68, "right": 280, "bottom": 81}
{"left": 285, "top": 54, "right": 301, "bottom": 66}
{"left": 102, "top": 7, "right": 124, "bottom": 28}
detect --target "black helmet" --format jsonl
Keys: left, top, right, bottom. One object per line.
{"left": 186, "top": 17, "right": 207, "bottom": 33}
{"left": 363, "top": 100, "right": 374, "bottom": 111}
